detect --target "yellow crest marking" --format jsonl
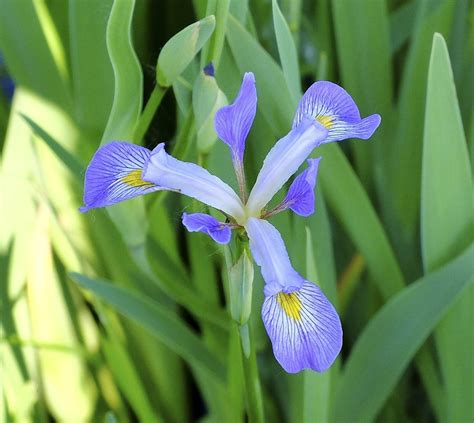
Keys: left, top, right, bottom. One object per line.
{"left": 316, "top": 115, "right": 333, "bottom": 129}
{"left": 121, "top": 169, "right": 155, "bottom": 188}
{"left": 277, "top": 292, "right": 303, "bottom": 320}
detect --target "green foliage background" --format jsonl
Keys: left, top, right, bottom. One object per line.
{"left": 0, "top": 0, "right": 472, "bottom": 422}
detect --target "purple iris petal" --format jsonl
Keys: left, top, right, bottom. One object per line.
{"left": 246, "top": 117, "right": 327, "bottom": 216}
{"left": 143, "top": 144, "right": 245, "bottom": 221}
{"left": 292, "top": 81, "right": 381, "bottom": 143}
{"left": 182, "top": 212, "right": 232, "bottom": 244}
{"left": 214, "top": 72, "right": 257, "bottom": 165}
{"left": 262, "top": 281, "right": 342, "bottom": 373}
{"left": 245, "top": 217, "right": 342, "bottom": 373}
{"left": 80, "top": 142, "right": 161, "bottom": 212}
{"left": 283, "top": 157, "right": 321, "bottom": 217}
{"left": 245, "top": 218, "right": 304, "bottom": 296}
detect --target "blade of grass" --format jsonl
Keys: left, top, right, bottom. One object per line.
{"left": 69, "top": 0, "right": 114, "bottom": 133}
{"left": 302, "top": 226, "right": 336, "bottom": 423}
{"left": 272, "top": 0, "right": 301, "bottom": 102}
{"left": 421, "top": 33, "right": 474, "bottom": 422}
{"left": 71, "top": 273, "right": 227, "bottom": 385}
{"left": 331, "top": 0, "right": 393, "bottom": 192}
{"left": 27, "top": 207, "right": 96, "bottom": 421}
{"left": 390, "top": 0, "right": 456, "bottom": 261}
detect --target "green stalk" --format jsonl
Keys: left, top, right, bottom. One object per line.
{"left": 238, "top": 323, "right": 265, "bottom": 423}
{"left": 132, "top": 84, "right": 167, "bottom": 143}
{"left": 224, "top": 243, "right": 264, "bottom": 423}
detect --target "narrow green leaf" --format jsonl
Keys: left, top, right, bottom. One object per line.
{"left": 272, "top": 0, "right": 301, "bottom": 101}
{"left": 390, "top": 0, "right": 456, "bottom": 249}
{"left": 421, "top": 33, "right": 474, "bottom": 422}
{"left": 200, "top": 0, "right": 230, "bottom": 69}
{"left": 20, "top": 114, "right": 84, "bottom": 178}
{"left": 102, "top": 0, "right": 142, "bottom": 142}
{"left": 157, "top": 15, "right": 216, "bottom": 87}
{"left": 302, "top": 227, "right": 332, "bottom": 423}
{"left": 421, "top": 33, "right": 473, "bottom": 269}
{"left": 101, "top": 335, "right": 160, "bottom": 423}
{"left": 390, "top": 0, "right": 417, "bottom": 53}
{"left": 332, "top": 244, "right": 474, "bottom": 422}
{"left": 331, "top": 0, "right": 393, "bottom": 187}
{"left": 28, "top": 212, "right": 96, "bottom": 422}
{"left": 71, "top": 273, "right": 226, "bottom": 385}
{"left": 69, "top": 0, "right": 114, "bottom": 132}
{"left": 226, "top": 14, "right": 295, "bottom": 133}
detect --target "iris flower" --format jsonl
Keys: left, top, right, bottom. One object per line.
{"left": 80, "top": 72, "right": 380, "bottom": 373}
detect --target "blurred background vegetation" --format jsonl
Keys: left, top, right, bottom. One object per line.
{"left": 0, "top": 0, "right": 472, "bottom": 422}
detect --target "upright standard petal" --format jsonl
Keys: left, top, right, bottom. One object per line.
{"left": 262, "top": 281, "right": 342, "bottom": 373}
{"left": 246, "top": 117, "right": 327, "bottom": 216}
{"left": 292, "top": 81, "right": 381, "bottom": 143}
{"left": 245, "top": 218, "right": 304, "bottom": 296}
{"left": 143, "top": 144, "right": 245, "bottom": 222}
{"left": 80, "top": 142, "right": 161, "bottom": 212}
{"left": 214, "top": 72, "right": 257, "bottom": 164}
{"left": 182, "top": 212, "right": 232, "bottom": 244}
{"left": 282, "top": 157, "right": 321, "bottom": 217}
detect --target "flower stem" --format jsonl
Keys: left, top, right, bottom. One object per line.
{"left": 133, "top": 83, "right": 167, "bottom": 143}
{"left": 238, "top": 323, "right": 265, "bottom": 423}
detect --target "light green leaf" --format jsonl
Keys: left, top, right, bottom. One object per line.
{"left": 157, "top": 15, "right": 216, "bottom": 87}
{"left": 272, "top": 0, "right": 301, "bottom": 101}
{"left": 390, "top": 0, "right": 456, "bottom": 249}
{"left": 101, "top": 335, "right": 160, "bottom": 423}
{"left": 69, "top": 0, "right": 114, "bottom": 132}
{"left": 332, "top": 244, "right": 474, "bottom": 422}
{"left": 71, "top": 273, "right": 226, "bottom": 385}
{"left": 102, "top": 0, "right": 142, "bottom": 142}
{"left": 421, "top": 33, "right": 474, "bottom": 422}
{"left": 28, "top": 212, "right": 96, "bottom": 422}
{"left": 20, "top": 114, "right": 84, "bottom": 178}
{"left": 421, "top": 33, "right": 473, "bottom": 270}
{"left": 302, "top": 226, "right": 333, "bottom": 423}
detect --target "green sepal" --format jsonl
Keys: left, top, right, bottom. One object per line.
{"left": 193, "top": 69, "right": 228, "bottom": 153}
{"left": 156, "top": 15, "right": 216, "bottom": 87}
{"left": 226, "top": 247, "right": 254, "bottom": 326}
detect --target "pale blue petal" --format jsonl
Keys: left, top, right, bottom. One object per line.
{"left": 214, "top": 72, "right": 256, "bottom": 165}
{"left": 246, "top": 117, "right": 327, "bottom": 216}
{"left": 80, "top": 142, "right": 162, "bottom": 212}
{"left": 293, "top": 81, "right": 381, "bottom": 143}
{"left": 283, "top": 157, "right": 321, "bottom": 217}
{"left": 143, "top": 144, "right": 245, "bottom": 221}
{"left": 262, "top": 281, "right": 343, "bottom": 373}
{"left": 182, "top": 212, "right": 232, "bottom": 244}
{"left": 245, "top": 218, "right": 304, "bottom": 295}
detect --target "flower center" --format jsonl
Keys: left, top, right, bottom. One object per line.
{"left": 122, "top": 169, "right": 155, "bottom": 188}
{"left": 277, "top": 292, "right": 302, "bottom": 320}
{"left": 316, "top": 115, "right": 333, "bottom": 129}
